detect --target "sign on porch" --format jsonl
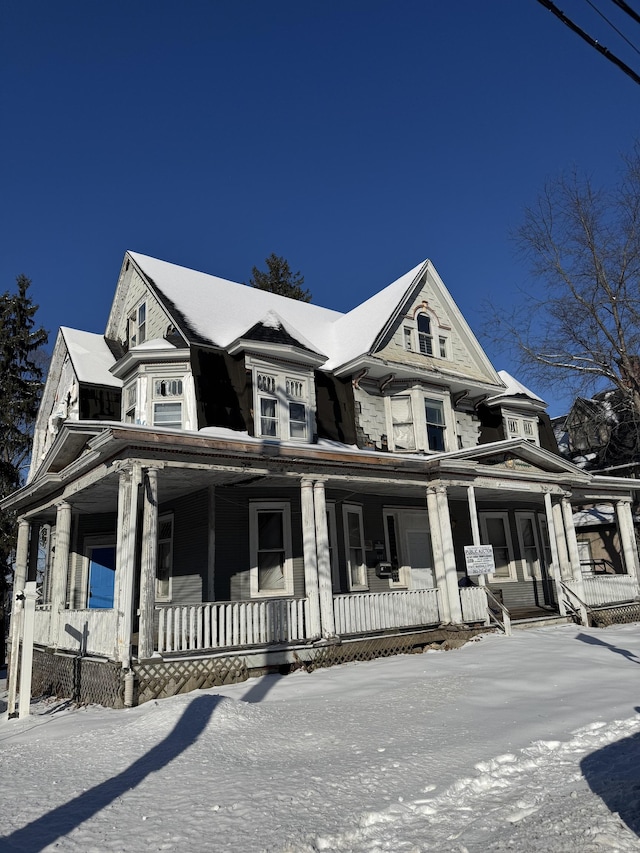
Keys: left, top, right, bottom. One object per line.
{"left": 464, "top": 545, "right": 495, "bottom": 576}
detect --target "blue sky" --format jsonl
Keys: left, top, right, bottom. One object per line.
{"left": 2, "top": 1, "right": 639, "bottom": 416}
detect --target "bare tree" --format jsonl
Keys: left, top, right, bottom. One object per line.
{"left": 491, "top": 142, "right": 640, "bottom": 420}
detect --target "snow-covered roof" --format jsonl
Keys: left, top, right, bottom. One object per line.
{"left": 127, "top": 252, "right": 430, "bottom": 371}
{"left": 61, "top": 327, "right": 121, "bottom": 387}
{"left": 486, "top": 370, "right": 545, "bottom": 405}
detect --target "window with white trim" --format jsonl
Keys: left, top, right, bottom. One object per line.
{"left": 156, "top": 514, "right": 173, "bottom": 601}
{"left": 480, "top": 511, "right": 517, "bottom": 582}
{"left": 403, "top": 311, "right": 449, "bottom": 361}
{"left": 386, "top": 389, "right": 452, "bottom": 453}
{"left": 254, "top": 366, "right": 311, "bottom": 441}
{"left": 504, "top": 412, "right": 539, "bottom": 445}
{"left": 152, "top": 375, "right": 183, "bottom": 429}
{"left": 127, "top": 301, "right": 147, "bottom": 348}
{"left": 343, "top": 504, "right": 368, "bottom": 590}
{"left": 125, "top": 382, "right": 137, "bottom": 423}
{"left": 249, "top": 502, "right": 294, "bottom": 596}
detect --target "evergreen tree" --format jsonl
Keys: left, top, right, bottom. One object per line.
{"left": 0, "top": 275, "right": 48, "bottom": 662}
{"left": 248, "top": 254, "right": 312, "bottom": 302}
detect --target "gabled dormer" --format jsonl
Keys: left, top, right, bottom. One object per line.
{"left": 227, "top": 310, "right": 327, "bottom": 443}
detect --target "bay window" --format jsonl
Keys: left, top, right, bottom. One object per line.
{"left": 387, "top": 389, "right": 452, "bottom": 453}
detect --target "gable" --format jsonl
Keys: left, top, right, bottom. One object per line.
{"left": 373, "top": 263, "right": 503, "bottom": 389}
{"left": 105, "top": 255, "right": 186, "bottom": 349}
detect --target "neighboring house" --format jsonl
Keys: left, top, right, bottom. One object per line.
{"left": 5, "top": 252, "right": 640, "bottom": 710}
{"left": 554, "top": 390, "right": 640, "bottom": 583}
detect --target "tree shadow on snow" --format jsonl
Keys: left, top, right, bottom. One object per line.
{"left": 0, "top": 693, "right": 221, "bottom": 852}
{"left": 575, "top": 632, "right": 640, "bottom": 665}
{"left": 581, "top": 713, "right": 640, "bottom": 837}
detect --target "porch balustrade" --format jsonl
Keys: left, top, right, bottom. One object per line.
{"left": 568, "top": 574, "right": 640, "bottom": 607}
{"left": 156, "top": 597, "right": 311, "bottom": 654}
{"left": 56, "top": 608, "right": 117, "bottom": 657}
{"left": 459, "top": 586, "right": 489, "bottom": 622}
{"left": 33, "top": 605, "right": 52, "bottom": 646}
{"left": 333, "top": 588, "right": 440, "bottom": 636}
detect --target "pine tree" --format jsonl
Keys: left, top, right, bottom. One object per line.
{"left": 248, "top": 254, "right": 312, "bottom": 302}
{"left": 0, "top": 275, "right": 48, "bottom": 662}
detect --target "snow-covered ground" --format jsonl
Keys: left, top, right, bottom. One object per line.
{"left": 2, "top": 623, "right": 640, "bottom": 852}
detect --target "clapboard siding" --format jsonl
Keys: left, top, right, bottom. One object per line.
{"left": 215, "top": 486, "right": 306, "bottom": 601}
{"left": 160, "top": 489, "right": 209, "bottom": 605}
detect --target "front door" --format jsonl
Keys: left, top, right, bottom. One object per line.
{"left": 515, "top": 512, "right": 556, "bottom": 608}
{"left": 405, "top": 529, "right": 434, "bottom": 589}
{"left": 88, "top": 545, "right": 116, "bottom": 608}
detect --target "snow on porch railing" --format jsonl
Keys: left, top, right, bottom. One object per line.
{"left": 568, "top": 574, "right": 639, "bottom": 607}
{"left": 333, "top": 588, "right": 440, "bottom": 636}
{"left": 156, "top": 597, "right": 311, "bottom": 654}
{"left": 459, "top": 586, "right": 488, "bottom": 623}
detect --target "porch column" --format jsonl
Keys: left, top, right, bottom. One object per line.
{"left": 435, "top": 486, "right": 463, "bottom": 624}
{"left": 426, "top": 486, "right": 452, "bottom": 623}
{"left": 138, "top": 468, "right": 158, "bottom": 660}
{"left": 561, "top": 497, "right": 584, "bottom": 587}
{"left": 543, "top": 492, "right": 566, "bottom": 616}
{"left": 51, "top": 501, "right": 72, "bottom": 644}
{"left": 616, "top": 499, "right": 640, "bottom": 581}
{"left": 115, "top": 465, "right": 142, "bottom": 668}
{"left": 552, "top": 501, "right": 571, "bottom": 580}
{"left": 300, "top": 479, "right": 321, "bottom": 638}
{"left": 313, "top": 480, "right": 336, "bottom": 638}
{"left": 466, "top": 485, "right": 485, "bottom": 587}
{"left": 27, "top": 521, "right": 40, "bottom": 582}
{"left": 7, "top": 519, "right": 31, "bottom": 717}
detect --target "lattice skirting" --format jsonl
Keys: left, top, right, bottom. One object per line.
{"left": 32, "top": 649, "right": 125, "bottom": 708}
{"left": 305, "top": 627, "right": 484, "bottom": 670}
{"left": 591, "top": 602, "right": 640, "bottom": 627}
{"left": 133, "top": 656, "right": 249, "bottom": 705}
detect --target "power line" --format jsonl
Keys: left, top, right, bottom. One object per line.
{"left": 608, "top": 0, "right": 640, "bottom": 28}
{"left": 584, "top": 0, "right": 640, "bottom": 57}
{"left": 535, "top": 0, "right": 640, "bottom": 85}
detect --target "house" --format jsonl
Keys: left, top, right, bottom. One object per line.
{"left": 5, "top": 252, "right": 640, "bottom": 710}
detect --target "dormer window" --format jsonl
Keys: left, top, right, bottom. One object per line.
{"left": 253, "top": 364, "right": 312, "bottom": 441}
{"left": 504, "top": 411, "right": 539, "bottom": 445}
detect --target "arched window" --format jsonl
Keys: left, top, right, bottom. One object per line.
{"left": 417, "top": 313, "right": 433, "bottom": 355}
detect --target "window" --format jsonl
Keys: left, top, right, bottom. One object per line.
{"left": 249, "top": 502, "right": 293, "bottom": 596}
{"left": 127, "top": 301, "right": 147, "bottom": 348}
{"left": 515, "top": 512, "right": 542, "bottom": 579}
{"left": 390, "top": 396, "right": 416, "bottom": 451}
{"left": 343, "top": 504, "right": 368, "bottom": 590}
{"left": 254, "top": 367, "right": 310, "bottom": 441}
{"left": 387, "top": 390, "right": 451, "bottom": 453}
{"left": 156, "top": 515, "right": 173, "bottom": 601}
{"left": 417, "top": 313, "right": 433, "bottom": 355}
{"left": 424, "top": 399, "right": 445, "bottom": 452}
{"left": 383, "top": 511, "right": 406, "bottom": 586}
{"left": 125, "top": 383, "right": 137, "bottom": 423}
{"left": 404, "top": 327, "right": 413, "bottom": 351}
{"left": 438, "top": 336, "right": 448, "bottom": 359}
{"left": 504, "top": 412, "right": 539, "bottom": 445}
{"left": 152, "top": 374, "right": 184, "bottom": 429}
{"left": 480, "top": 512, "right": 517, "bottom": 582}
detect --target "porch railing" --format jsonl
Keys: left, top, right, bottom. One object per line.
{"left": 57, "top": 609, "right": 117, "bottom": 657}
{"left": 34, "top": 605, "right": 52, "bottom": 646}
{"left": 568, "top": 574, "right": 639, "bottom": 607}
{"left": 332, "top": 588, "right": 440, "bottom": 636}
{"left": 156, "top": 597, "right": 311, "bottom": 654}
{"left": 459, "top": 586, "right": 488, "bottom": 623}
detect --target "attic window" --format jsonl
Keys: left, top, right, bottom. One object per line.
{"left": 128, "top": 301, "right": 147, "bottom": 348}
{"left": 417, "top": 314, "right": 433, "bottom": 355}
{"left": 253, "top": 364, "right": 311, "bottom": 441}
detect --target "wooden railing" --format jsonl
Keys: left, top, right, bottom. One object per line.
{"left": 57, "top": 609, "right": 117, "bottom": 657}
{"left": 333, "top": 588, "right": 440, "bottom": 636}
{"left": 33, "top": 606, "right": 52, "bottom": 646}
{"left": 156, "top": 597, "right": 311, "bottom": 654}
{"left": 568, "top": 574, "right": 639, "bottom": 607}
{"left": 484, "top": 588, "right": 512, "bottom": 636}
{"left": 459, "top": 586, "right": 488, "bottom": 623}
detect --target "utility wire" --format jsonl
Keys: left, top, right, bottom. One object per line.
{"left": 584, "top": 0, "right": 640, "bottom": 56}
{"left": 608, "top": 0, "right": 640, "bottom": 28}
{"left": 535, "top": 0, "right": 640, "bottom": 85}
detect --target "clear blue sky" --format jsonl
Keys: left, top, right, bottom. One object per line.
{"left": 2, "top": 1, "right": 639, "bottom": 416}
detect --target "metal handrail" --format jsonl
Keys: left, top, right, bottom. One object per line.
{"left": 484, "top": 588, "right": 512, "bottom": 636}
{"left": 559, "top": 581, "right": 591, "bottom": 626}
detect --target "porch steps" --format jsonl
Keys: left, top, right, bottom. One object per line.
{"left": 512, "top": 614, "right": 573, "bottom": 631}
